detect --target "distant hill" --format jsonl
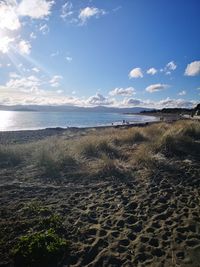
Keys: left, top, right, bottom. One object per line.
{"left": 140, "top": 104, "right": 200, "bottom": 116}
{"left": 0, "top": 105, "right": 153, "bottom": 113}
{"left": 141, "top": 107, "right": 194, "bottom": 115}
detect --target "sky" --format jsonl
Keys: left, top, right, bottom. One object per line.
{"left": 0, "top": 0, "right": 200, "bottom": 109}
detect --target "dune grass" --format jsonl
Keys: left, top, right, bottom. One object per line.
{"left": 0, "top": 120, "right": 199, "bottom": 180}
{"left": 0, "top": 144, "right": 23, "bottom": 167}
{"left": 33, "top": 138, "right": 77, "bottom": 177}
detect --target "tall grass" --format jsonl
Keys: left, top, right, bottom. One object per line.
{"left": 151, "top": 121, "right": 200, "bottom": 157}
{"left": 0, "top": 144, "right": 24, "bottom": 167}
{"left": 75, "top": 136, "right": 119, "bottom": 159}
{"left": 33, "top": 138, "right": 77, "bottom": 177}
{"left": 0, "top": 120, "right": 199, "bottom": 180}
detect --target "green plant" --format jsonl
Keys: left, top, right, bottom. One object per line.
{"left": 39, "top": 214, "right": 63, "bottom": 230}
{"left": 13, "top": 229, "right": 68, "bottom": 267}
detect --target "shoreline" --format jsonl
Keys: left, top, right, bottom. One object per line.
{"left": 0, "top": 112, "right": 158, "bottom": 133}
{"left": 0, "top": 119, "right": 161, "bottom": 144}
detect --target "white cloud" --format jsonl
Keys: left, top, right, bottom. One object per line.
{"left": 123, "top": 98, "right": 144, "bottom": 106}
{"left": 9, "top": 72, "right": 21, "bottom": 79}
{"left": 185, "top": 61, "right": 200, "bottom": 76}
{"left": 0, "top": 2, "right": 21, "bottom": 31}
{"left": 178, "top": 90, "right": 186, "bottom": 96}
{"left": 0, "top": 75, "right": 197, "bottom": 109}
{"left": 146, "top": 83, "right": 169, "bottom": 93}
{"left": 6, "top": 75, "right": 42, "bottom": 94}
{"left": 109, "top": 87, "right": 136, "bottom": 96}
{"left": 147, "top": 67, "right": 157, "bottom": 75}
{"left": 86, "top": 93, "right": 112, "bottom": 106}
{"left": 51, "top": 51, "right": 59, "bottom": 57}
{"left": 123, "top": 97, "right": 196, "bottom": 109}
{"left": 18, "top": 40, "right": 31, "bottom": 55}
{"left": 0, "top": 0, "right": 54, "bottom": 36}
{"left": 0, "top": 36, "right": 14, "bottom": 54}
{"left": 129, "top": 67, "right": 143, "bottom": 79}
{"left": 17, "top": 0, "right": 54, "bottom": 19}
{"left": 79, "top": 7, "right": 106, "bottom": 24}
{"left": 158, "top": 98, "right": 196, "bottom": 109}
{"left": 162, "top": 61, "right": 177, "bottom": 75}
{"left": 61, "top": 2, "right": 73, "bottom": 20}
{"left": 66, "top": 56, "right": 72, "bottom": 62}
{"left": 39, "top": 24, "right": 49, "bottom": 35}
{"left": 30, "top": 32, "right": 37, "bottom": 39}
{"left": 56, "top": 89, "right": 63, "bottom": 94}
{"left": 49, "top": 75, "right": 63, "bottom": 87}
{"left": 166, "top": 61, "right": 177, "bottom": 71}
{"left": 32, "top": 67, "right": 40, "bottom": 73}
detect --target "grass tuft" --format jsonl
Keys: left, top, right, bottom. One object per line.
{"left": 34, "top": 139, "right": 77, "bottom": 177}
{"left": 0, "top": 145, "right": 23, "bottom": 167}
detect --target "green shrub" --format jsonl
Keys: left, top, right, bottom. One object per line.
{"left": 39, "top": 214, "right": 63, "bottom": 230}
{"left": 13, "top": 229, "right": 68, "bottom": 267}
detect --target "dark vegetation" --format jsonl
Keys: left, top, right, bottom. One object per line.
{"left": 140, "top": 103, "right": 200, "bottom": 116}
{"left": 13, "top": 229, "right": 68, "bottom": 267}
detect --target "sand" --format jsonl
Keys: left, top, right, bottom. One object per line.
{"left": 0, "top": 123, "right": 200, "bottom": 267}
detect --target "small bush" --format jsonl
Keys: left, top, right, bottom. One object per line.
{"left": 13, "top": 229, "right": 68, "bottom": 267}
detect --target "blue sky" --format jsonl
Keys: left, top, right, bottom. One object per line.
{"left": 0, "top": 0, "right": 199, "bottom": 108}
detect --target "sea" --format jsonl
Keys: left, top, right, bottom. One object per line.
{"left": 0, "top": 110, "right": 158, "bottom": 131}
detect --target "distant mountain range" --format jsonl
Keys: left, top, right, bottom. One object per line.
{"left": 0, "top": 105, "right": 153, "bottom": 113}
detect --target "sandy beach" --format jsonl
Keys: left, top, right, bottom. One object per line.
{"left": 0, "top": 120, "right": 200, "bottom": 267}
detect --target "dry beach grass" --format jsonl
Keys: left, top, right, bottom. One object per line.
{"left": 0, "top": 119, "right": 200, "bottom": 266}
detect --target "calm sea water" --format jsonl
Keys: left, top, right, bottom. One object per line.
{"left": 0, "top": 111, "right": 158, "bottom": 131}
